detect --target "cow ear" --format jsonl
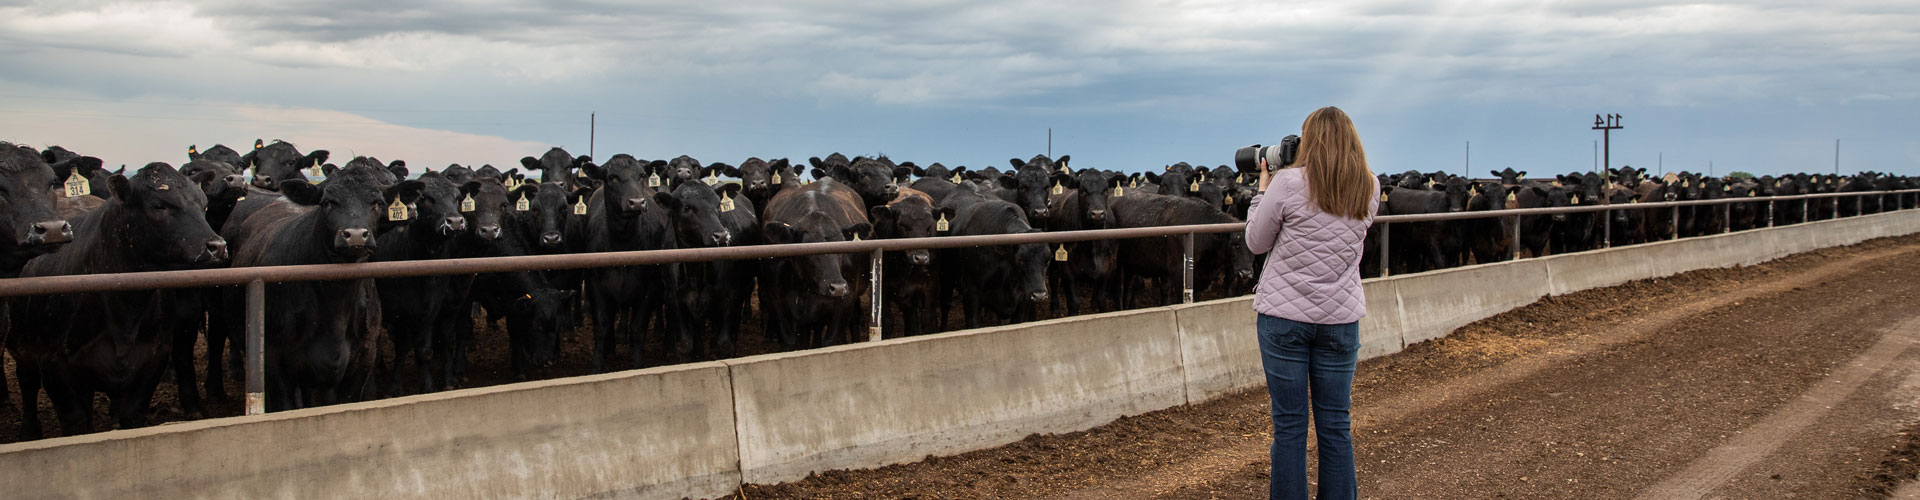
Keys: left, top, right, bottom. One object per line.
{"left": 512, "top": 295, "right": 534, "bottom": 312}
{"left": 511, "top": 183, "right": 540, "bottom": 200}
{"left": 832, "top": 165, "right": 854, "bottom": 182}
{"left": 1108, "top": 173, "right": 1129, "bottom": 189}
{"left": 1531, "top": 186, "right": 1549, "bottom": 198}
{"left": 281, "top": 180, "right": 324, "bottom": 205}
{"left": 1008, "top": 158, "right": 1026, "bottom": 170}
{"left": 386, "top": 180, "right": 427, "bottom": 206}
{"left": 321, "top": 163, "right": 338, "bottom": 178}
{"left": 868, "top": 205, "right": 895, "bottom": 224}
{"left": 188, "top": 168, "right": 218, "bottom": 185}
{"left": 909, "top": 163, "right": 926, "bottom": 176}
{"left": 580, "top": 161, "right": 607, "bottom": 181}
{"left": 842, "top": 222, "right": 872, "bottom": 241}
{"left": 996, "top": 175, "right": 1021, "bottom": 190}
{"left": 810, "top": 168, "right": 828, "bottom": 181}
{"left": 762, "top": 222, "right": 794, "bottom": 243}
{"left": 652, "top": 190, "right": 680, "bottom": 210}
{"left": 1057, "top": 155, "right": 1070, "bottom": 167}
{"left": 645, "top": 160, "right": 669, "bottom": 178}
{"left": 937, "top": 206, "right": 957, "bottom": 222}
{"left": 305, "top": 150, "right": 330, "bottom": 167}
{"left": 769, "top": 158, "right": 790, "bottom": 171}
{"left": 809, "top": 157, "right": 825, "bottom": 169}
{"left": 893, "top": 166, "right": 914, "bottom": 182}
{"left": 500, "top": 167, "right": 519, "bottom": 180}
{"left": 460, "top": 181, "right": 484, "bottom": 197}
{"left": 723, "top": 164, "right": 742, "bottom": 178}
{"left": 388, "top": 164, "right": 410, "bottom": 180}
{"left": 105, "top": 173, "right": 134, "bottom": 202}
{"left": 1144, "top": 172, "right": 1162, "bottom": 184}
{"left": 520, "top": 156, "right": 541, "bottom": 170}
{"left": 717, "top": 183, "right": 742, "bottom": 200}
{"left": 1490, "top": 170, "right": 1500, "bottom": 177}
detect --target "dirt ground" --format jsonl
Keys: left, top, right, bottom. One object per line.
{"left": 720, "top": 233, "right": 1920, "bottom": 500}
{"left": 0, "top": 252, "right": 1242, "bottom": 443}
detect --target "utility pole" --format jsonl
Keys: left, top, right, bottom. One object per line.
{"left": 590, "top": 112, "right": 597, "bottom": 160}
{"left": 1465, "top": 141, "right": 1470, "bottom": 177}
{"left": 1835, "top": 139, "right": 1840, "bottom": 174}
{"left": 1047, "top": 128, "right": 1052, "bottom": 158}
{"left": 1593, "top": 113, "right": 1623, "bottom": 247}
{"left": 1658, "top": 152, "right": 1663, "bottom": 176}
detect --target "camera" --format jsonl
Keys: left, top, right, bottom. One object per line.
{"left": 1233, "top": 135, "right": 1300, "bottom": 175}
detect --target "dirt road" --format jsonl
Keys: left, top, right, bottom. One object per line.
{"left": 732, "top": 234, "right": 1920, "bottom": 499}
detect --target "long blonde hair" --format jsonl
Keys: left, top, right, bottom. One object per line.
{"left": 1298, "top": 106, "right": 1373, "bottom": 220}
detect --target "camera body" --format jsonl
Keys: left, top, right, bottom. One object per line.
{"left": 1234, "top": 135, "right": 1300, "bottom": 175}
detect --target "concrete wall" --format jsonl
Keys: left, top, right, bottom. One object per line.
{"left": 4, "top": 209, "right": 1916, "bottom": 500}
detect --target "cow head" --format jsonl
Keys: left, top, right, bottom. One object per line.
{"left": 1441, "top": 177, "right": 1473, "bottom": 212}
{"left": 817, "top": 155, "right": 905, "bottom": 209}
{"left": 1606, "top": 187, "right": 1639, "bottom": 225}
{"left": 522, "top": 182, "right": 589, "bottom": 250}
{"left": 238, "top": 140, "right": 327, "bottom": 191}
{"left": 1002, "top": 155, "right": 1069, "bottom": 221}
{"left": 104, "top": 162, "right": 228, "bottom": 267}
{"left": 665, "top": 155, "right": 704, "bottom": 184}
{"left": 281, "top": 162, "right": 423, "bottom": 262}
{"left": 655, "top": 180, "right": 735, "bottom": 248}
{"left": 518, "top": 147, "right": 579, "bottom": 189}
{"left": 178, "top": 159, "right": 248, "bottom": 205}
{"left": 1012, "top": 235, "right": 1052, "bottom": 304}
{"left": 764, "top": 215, "right": 870, "bottom": 298}
{"left": 582, "top": 155, "right": 661, "bottom": 216}
{"left": 1466, "top": 182, "right": 1508, "bottom": 212}
{"left": 1067, "top": 170, "right": 1129, "bottom": 226}
{"left": 405, "top": 172, "right": 469, "bottom": 239}
{"left": 459, "top": 178, "right": 514, "bottom": 243}
{"left": 3, "top": 143, "right": 72, "bottom": 258}
{"left": 1226, "top": 232, "right": 1256, "bottom": 282}
{"left": 738, "top": 157, "right": 794, "bottom": 207}
{"left": 869, "top": 194, "right": 950, "bottom": 266}
{"left": 192, "top": 144, "right": 244, "bottom": 170}
{"left": 1493, "top": 168, "right": 1527, "bottom": 185}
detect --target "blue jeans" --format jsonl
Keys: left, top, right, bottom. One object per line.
{"left": 1258, "top": 314, "right": 1359, "bottom": 500}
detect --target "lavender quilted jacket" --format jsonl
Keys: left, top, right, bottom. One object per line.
{"left": 1244, "top": 167, "right": 1378, "bottom": 324}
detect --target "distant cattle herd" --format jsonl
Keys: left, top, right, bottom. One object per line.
{"left": 0, "top": 139, "right": 1911, "bottom": 441}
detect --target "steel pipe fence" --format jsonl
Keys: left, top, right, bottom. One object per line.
{"left": 0, "top": 188, "right": 1912, "bottom": 414}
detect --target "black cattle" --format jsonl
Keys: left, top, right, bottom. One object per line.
{"left": 572, "top": 155, "right": 677, "bottom": 371}
{"left": 1692, "top": 177, "right": 1727, "bottom": 235}
{"left": 465, "top": 180, "right": 591, "bottom": 376}
{"left": 218, "top": 163, "right": 423, "bottom": 411}
{"left": 374, "top": 172, "right": 473, "bottom": 394}
{"left": 991, "top": 155, "right": 1069, "bottom": 225}
{"left": 10, "top": 162, "right": 227, "bottom": 438}
{"left": 1380, "top": 184, "right": 1463, "bottom": 273}
{"left": 506, "top": 288, "right": 575, "bottom": 379}
{"left": 659, "top": 180, "right": 754, "bottom": 359}
{"left": 663, "top": 155, "right": 712, "bottom": 185}
{"left": 1460, "top": 182, "right": 1514, "bottom": 264}
{"left": 236, "top": 139, "right": 328, "bottom": 191}
{"left": 908, "top": 165, "right": 971, "bottom": 205}
{"left": 0, "top": 143, "right": 73, "bottom": 277}
{"left": 162, "top": 159, "right": 251, "bottom": 416}
{"left": 1633, "top": 180, "right": 1677, "bottom": 241}
{"left": 187, "top": 143, "right": 245, "bottom": 169}
{"left": 1603, "top": 184, "right": 1643, "bottom": 246}
{"left": 936, "top": 189, "right": 1049, "bottom": 328}
{"left": 1110, "top": 191, "right": 1253, "bottom": 307}
{"left": 814, "top": 154, "right": 907, "bottom": 210}
{"left": 738, "top": 157, "right": 796, "bottom": 222}
{"left": 1493, "top": 168, "right": 1528, "bottom": 185}
{"left": 1727, "top": 181, "right": 1763, "bottom": 231}
{"left": 1509, "top": 184, "right": 1563, "bottom": 258}
{"left": 761, "top": 179, "right": 870, "bottom": 349}
{"left": 870, "top": 188, "right": 950, "bottom": 337}
{"left": 1550, "top": 173, "right": 1604, "bottom": 254}
{"left": 1045, "top": 169, "right": 1128, "bottom": 315}
{"left": 519, "top": 147, "right": 591, "bottom": 190}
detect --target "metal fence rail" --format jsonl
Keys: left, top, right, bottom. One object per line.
{"left": 1, "top": 187, "right": 1913, "bottom": 415}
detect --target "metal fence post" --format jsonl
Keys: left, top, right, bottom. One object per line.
{"left": 1602, "top": 207, "right": 1612, "bottom": 248}
{"left": 1378, "top": 222, "right": 1390, "bottom": 277}
{"left": 1671, "top": 206, "right": 1679, "bottom": 240}
{"left": 1802, "top": 198, "right": 1809, "bottom": 223}
{"left": 869, "top": 248, "right": 883, "bottom": 342}
{"left": 245, "top": 279, "right": 265, "bottom": 415}
{"left": 1510, "top": 215, "right": 1521, "bottom": 261}
{"left": 1723, "top": 203, "right": 1732, "bottom": 233}
{"left": 1834, "top": 196, "right": 1840, "bottom": 218}
{"left": 1181, "top": 232, "right": 1195, "bottom": 304}
{"left": 1767, "top": 200, "right": 1774, "bottom": 227}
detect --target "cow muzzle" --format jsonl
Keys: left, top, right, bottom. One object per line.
{"left": 822, "top": 281, "right": 850, "bottom": 298}
{"left": 252, "top": 175, "right": 275, "bottom": 190}
{"left": 440, "top": 216, "right": 468, "bottom": 235}
{"left": 1030, "top": 207, "right": 1050, "bottom": 219}
{"left": 708, "top": 230, "right": 732, "bottom": 247}
{"left": 1028, "top": 289, "right": 1050, "bottom": 303}
{"left": 1088, "top": 209, "right": 1107, "bottom": 222}
{"left": 907, "top": 250, "right": 931, "bottom": 266}
{"left": 338, "top": 228, "right": 371, "bottom": 249}
{"left": 223, "top": 174, "right": 246, "bottom": 190}
{"left": 199, "top": 238, "right": 230, "bottom": 264}
{"left": 1237, "top": 268, "right": 1255, "bottom": 280}
{"left": 23, "top": 220, "right": 72, "bottom": 246}
{"left": 621, "top": 197, "right": 646, "bottom": 213}
{"left": 475, "top": 224, "right": 502, "bottom": 241}
{"left": 540, "top": 232, "right": 564, "bottom": 248}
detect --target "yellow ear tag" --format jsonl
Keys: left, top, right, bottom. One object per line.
{"left": 1054, "top": 244, "right": 1069, "bottom": 262}
{"left": 719, "top": 192, "right": 735, "bottom": 212}
{"left": 704, "top": 171, "right": 719, "bottom": 186}
{"left": 852, "top": 233, "right": 861, "bottom": 242}
{"left": 1130, "top": 179, "right": 1139, "bottom": 188}
{"left": 936, "top": 213, "right": 949, "bottom": 232}
{"left": 1425, "top": 179, "right": 1434, "bottom": 189}
{"left": 515, "top": 193, "right": 530, "bottom": 211}
{"left": 1051, "top": 181, "right": 1064, "bottom": 195}
{"left": 1572, "top": 194, "right": 1581, "bottom": 204}
{"left": 387, "top": 198, "right": 410, "bottom": 221}
{"left": 1506, "top": 192, "right": 1516, "bottom": 203}
{"left": 63, "top": 170, "right": 89, "bottom": 198}
{"left": 460, "top": 194, "right": 476, "bottom": 212}
{"left": 1629, "top": 198, "right": 1639, "bottom": 204}
{"left": 1113, "top": 186, "right": 1124, "bottom": 198}
{"left": 1517, "top": 173, "right": 1526, "bottom": 180}
{"left": 307, "top": 160, "right": 323, "bottom": 179}
{"left": 253, "top": 140, "right": 263, "bottom": 150}
{"left": 1748, "top": 191, "right": 1757, "bottom": 197}
{"left": 188, "top": 146, "right": 197, "bottom": 155}
{"left": 1225, "top": 194, "right": 1235, "bottom": 205}
{"left": 951, "top": 173, "right": 962, "bottom": 183}
{"left": 1382, "top": 192, "right": 1390, "bottom": 203}
{"left": 648, "top": 172, "right": 662, "bottom": 187}
{"left": 1722, "top": 185, "right": 1731, "bottom": 192}
{"left": 1189, "top": 179, "right": 1199, "bottom": 191}
{"left": 1682, "top": 180, "right": 1690, "bottom": 188}
{"left": 573, "top": 198, "right": 588, "bottom": 215}
{"left": 771, "top": 171, "right": 783, "bottom": 185}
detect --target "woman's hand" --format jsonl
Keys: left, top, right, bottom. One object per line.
{"left": 1258, "top": 157, "right": 1274, "bottom": 191}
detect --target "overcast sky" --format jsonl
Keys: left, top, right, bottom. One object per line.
{"left": 1, "top": 0, "right": 1915, "bottom": 177}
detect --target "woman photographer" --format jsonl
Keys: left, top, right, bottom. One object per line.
{"left": 1243, "top": 106, "right": 1377, "bottom": 500}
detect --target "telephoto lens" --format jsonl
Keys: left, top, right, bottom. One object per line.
{"left": 1233, "top": 134, "right": 1301, "bottom": 175}
{"left": 1234, "top": 144, "right": 1266, "bottom": 175}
